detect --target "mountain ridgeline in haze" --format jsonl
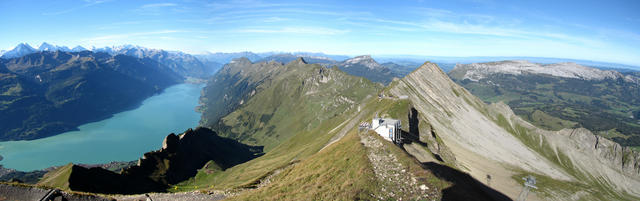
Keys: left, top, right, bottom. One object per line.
{"left": 0, "top": 51, "right": 182, "bottom": 141}
{"left": 255, "top": 54, "right": 403, "bottom": 84}
{"left": 449, "top": 60, "right": 640, "bottom": 147}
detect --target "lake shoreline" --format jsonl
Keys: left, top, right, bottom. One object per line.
{"left": 0, "top": 83, "right": 204, "bottom": 171}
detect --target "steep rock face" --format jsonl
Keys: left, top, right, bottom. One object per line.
{"left": 0, "top": 51, "right": 182, "bottom": 141}
{"left": 545, "top": 121, "right": 640, "bottom": 177}
{"left": 390, "top": 62, "right": 640, "bottom": 200}
{"left": 563, "top": 128, "right": 640, "bottom": 177}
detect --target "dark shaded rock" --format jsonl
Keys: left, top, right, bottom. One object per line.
{"left": 161, "top": 133, "right": 179, "bottom": 152}
{"left": 124, "top": 127, "right": 263, "bottom": 185}
{"left": 68, "top": 165, "right": 164, "bottom": 194}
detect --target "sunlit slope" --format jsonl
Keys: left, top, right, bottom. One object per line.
{"left": 179, "top": 58, "right": 381, "bottom": 190}
{"left": 389, "top": 62, "right": 640, "bottom": 200}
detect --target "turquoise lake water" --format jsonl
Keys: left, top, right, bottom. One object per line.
{"left": 0, "top": 83, "right": 203, "bottom": 171}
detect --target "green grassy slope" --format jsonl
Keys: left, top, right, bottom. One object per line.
{"left": 216, "top": 64, "right": 379, "bottom": 151}
{"left": 178, "top": 58, "right": 381, "bottom": 191}
{"left": 37, "top": 163, "right": 73, "bottom": 190}
{"left": 229, "top": 130, "right": 378, "bottom": 200}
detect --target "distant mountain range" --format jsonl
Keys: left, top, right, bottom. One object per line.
{"left": 1, "top": 43, "right": 217, "bottom": 78}
{"left": 2, "top": 43, "right": 637, "bottom": 79}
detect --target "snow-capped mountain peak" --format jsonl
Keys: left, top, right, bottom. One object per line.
{"left": 38, "top": 42, "right": 57, "bottom": 51}
{"left": 71, "top": 45, "right": 87, "bottom": 52}
{"left": 1, "top": 43, "right": 37, "bottom": 59}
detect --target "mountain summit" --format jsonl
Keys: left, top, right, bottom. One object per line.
{"left": 1, "top": 43, "right": 37, "bottom": 59}
{"left": 337, "top": 55, "right": 398, "bottom": 84}
{"left": 342, "top": 55, "right": 382, "bottom": 69}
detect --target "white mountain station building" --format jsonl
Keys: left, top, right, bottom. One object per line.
{"left": 371, "top": 117, "right": 402, "bottom": 143}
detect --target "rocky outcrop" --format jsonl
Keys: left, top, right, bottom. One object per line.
{"left": 560, "top": 128, "right": 640, "bottom": 179}
{"left": 562, "top": 128, "right": 640, "bottom": 178}
{"left": 123, "top": 127, "right": 263, "bottom": 185}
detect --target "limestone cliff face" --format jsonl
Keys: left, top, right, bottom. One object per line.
{"left": 565, "top": 128, "right": 640, "bottom": 177}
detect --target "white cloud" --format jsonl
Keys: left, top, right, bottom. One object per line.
{"left": 42, "top": 0, "right": 111, "bottom": 15}
{"left": 82, "top": 30, "right": 186, "bottom": 42}
{"left": 141, "top": 3, "right": 177, "bottom": 8}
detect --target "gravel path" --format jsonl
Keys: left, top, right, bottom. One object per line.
{"left": 114, "top": 191, "right": 225, "bottom": 201}
{"left": 360, "top": 131, "right": 432, "bottom": 200}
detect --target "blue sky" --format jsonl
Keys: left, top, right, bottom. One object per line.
{"left": 1, "top": 0, "right": 639, "bottom": 65}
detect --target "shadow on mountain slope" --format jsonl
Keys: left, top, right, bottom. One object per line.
{"left": 421, "top": 162, "right": 512, "bottom": 201}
